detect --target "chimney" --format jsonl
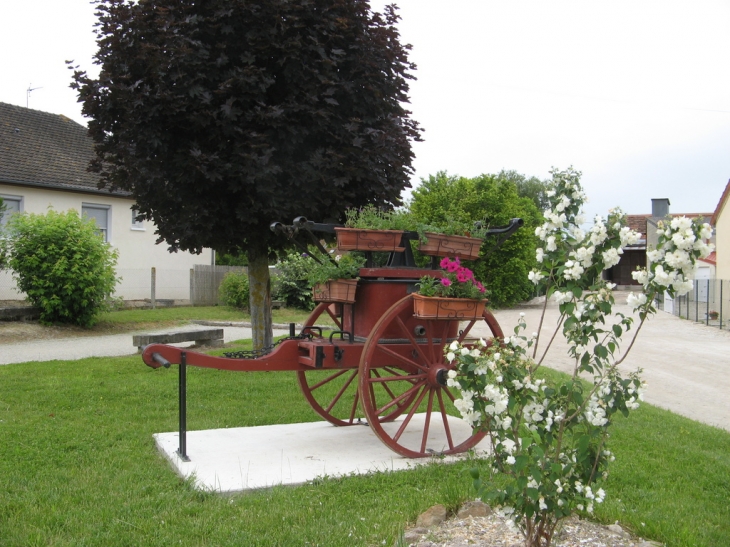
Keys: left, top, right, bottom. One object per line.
{"left": 651, "top": 198, "right": 670, "bottom": 218}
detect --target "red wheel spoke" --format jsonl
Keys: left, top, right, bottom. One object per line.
{"left": 442, "top": 385, "right": 457, "bottom": 403}
{"left": 372, "top": 369, "right": 400, "bottom": 402}
{"left": 324, "top": 305, "right": 343, "bottom": 331}
{"left": 421, "top": 389, "right": 435, "bottom": 453}
{"left": 394, "top": 316, "right": 430, "bottom": 361}
{"left": 368, "top": 372, "right": 425, "bottom": 384}
{"left": 374, "top": 344, "right": 429, "bottom": 373}
{"left": 458, "top": 319, "right": 477, "bottom": 343}
{"left": 382, "top": 366, "right": 419, "bottom": 383}
{"left": 309, "top": 368, "right": 349, "bottom": 391}
{"left": 393, "top": 385, "right": 429, "bottom": 443}
{"left": 374, "top": 379, "right": 427, "bottom": 416}
{"left": 437, "top": 389, "right": 455, "bottom": 450}
{"left": 325, "top": 370, "right": 358, "bottom": 413}
{"left": 348, "top": 389, "right": 360, "bottom": 424}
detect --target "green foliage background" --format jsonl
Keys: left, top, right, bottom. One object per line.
{"left": 3, "top": 210, "right": 119, "bottom": 326}
{"left": 218, "top": 271, "right": 250, "bottom": 309}
{"left": 410, "top": 172, "right": 543, "bottom": 308}
{"left": 274, "top": 250, "right": 318, "bottom": 311}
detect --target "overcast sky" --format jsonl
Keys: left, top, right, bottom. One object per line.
{"left": 2, "top": 0, "right": 728, "bottom": 221}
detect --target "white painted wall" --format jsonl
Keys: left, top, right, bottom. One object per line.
{"left": 1, "top": 184, "right": 213, "bottom": 300}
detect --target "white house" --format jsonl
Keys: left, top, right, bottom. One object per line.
{"left": 0, "top": 101, "right": 213, "bottom": 302}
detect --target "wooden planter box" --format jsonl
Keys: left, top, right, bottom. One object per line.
{"left": 313, "top": 279, "right": 358, "bottom": 303}
{"left": 335, "top": 227, "right": 405, "bottom": 252}
{"left": 418, "top": 233, "right": 483, "bottom": 260}
{"left": 412, "top": 293, "right": 486, "bottom": 320}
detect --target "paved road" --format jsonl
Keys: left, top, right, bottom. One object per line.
{"left": 480, "top": 299, "right": 730, "bottom": 433}
{"left": 0, "top": 323, "right": 291, "bottom": 365}
{"left": 1, "top": 301, "right": 728, "bottom": 432}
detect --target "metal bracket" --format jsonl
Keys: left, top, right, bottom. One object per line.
{"left": 315, "top": 346, "right": 325, "bottom": 368}
{"left": 333, "top": 346, "right": 344, "bottom": 362}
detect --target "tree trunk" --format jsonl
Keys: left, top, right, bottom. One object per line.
{"left": 247, "top": 250, "right": 273, "bottom": 351}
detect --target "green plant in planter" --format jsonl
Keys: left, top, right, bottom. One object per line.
{"left": 417, "top": 215, "right": 490, "bottom": 239}
{"left": 305, "top": 252, "right": 367, "bottom": 287}
{"left": 343, "top": 205, "right": 415, "bottom": 231}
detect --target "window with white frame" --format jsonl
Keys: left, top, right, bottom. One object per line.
{"left": 0, "top": 194, "right": 23, "bottom": 227}
{"left": 82, "top": 203, "right": 111, "bottom": 242}
{"left": 131, "top": 207, "right": 145, "bottom": 230}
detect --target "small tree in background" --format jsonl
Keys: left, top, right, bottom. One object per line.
{"left": 409, "top": 172, "right": 543, "bottom": 307}
{"left": 2, "top": 210, "right": 119, "bottom": 327}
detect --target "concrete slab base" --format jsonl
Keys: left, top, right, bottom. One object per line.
{"left": 154, "top": 414, "right": 490, "bottom": 493}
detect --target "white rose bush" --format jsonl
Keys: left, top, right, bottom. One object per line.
{"left": 447, "top": 167, "right": 714, "bottom": 547}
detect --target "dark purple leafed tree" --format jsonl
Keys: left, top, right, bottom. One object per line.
{"left": 72, "top": 0, "right": 421, "bottom": 348}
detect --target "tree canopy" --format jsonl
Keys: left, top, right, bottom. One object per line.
{"left": 71, "top": 0, "right": 420, "bottom": 257}
{"left": 409, "top": 171, "right": 542, "bottom": 307}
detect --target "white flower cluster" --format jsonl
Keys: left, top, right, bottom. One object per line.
{"left": 632, "top": 217, "right": 713, "bottom": 297}
{"left": 530, "top": 176, "right": 640, "bottom": 286}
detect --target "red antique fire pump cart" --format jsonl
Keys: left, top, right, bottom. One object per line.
{"left": 142, "top": 217, "right": 522, "bottom": 459}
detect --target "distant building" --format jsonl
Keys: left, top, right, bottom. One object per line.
{"left": 0, "top": 102, "right": 213, "bottom": 301}
{"left": 711, "top": 179, "right": 730, "bottom": 279}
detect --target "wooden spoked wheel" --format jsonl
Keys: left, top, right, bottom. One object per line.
{"left": 297, "top": 302, "right": 415, "bottom": 426}
{"left": 358, "top": 294, "right": 504, "bottom": 458}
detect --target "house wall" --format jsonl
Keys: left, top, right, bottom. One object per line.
{"left": 0, "top": 184, "right": 213, "bottom": 300}
{"left": 716, "top": 203, "right": 730, "bottom": 279}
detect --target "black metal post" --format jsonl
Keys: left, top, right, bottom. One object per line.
{"left": 721, "top": 281, "right": 724, "bottom": 330}
{"left": 177, "top": 351, "right": 190, "bottom": 462}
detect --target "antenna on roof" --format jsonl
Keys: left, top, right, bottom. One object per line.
{"left": 26, "top": 83, "right": 43, "bottom": 108}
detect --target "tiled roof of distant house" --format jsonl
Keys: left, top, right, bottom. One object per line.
{"left": 700, "top": 251, "right": 716, "bottom": 266}
{"left": 628, "top": 211, "right": 714, "bottom": 240}
{"left": 712, "top": 179, "right": 730, "bottom": 225}
{"left": 626, "top": 214, "right": 650, "bottom": 239}
{"left": 0, "top": 102, "right": 128, "bottom": 197}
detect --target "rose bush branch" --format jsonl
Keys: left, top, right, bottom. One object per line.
{"left": 447, "top": 167, "right": 714, "bottom": 547}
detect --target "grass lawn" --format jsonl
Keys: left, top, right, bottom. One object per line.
{"left": 96, "top": 306, "right": 318, "bottom": 328}
{"left": 0, "top": 349, "right": 728, "bottom": 546}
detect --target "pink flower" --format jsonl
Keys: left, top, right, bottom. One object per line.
{"left": 476, "top": 282, "right": 486, "bottom": 293}
{"left": 440, "top": 277, "right": 452, "bottom": 287}
{"left": 456, "top": 272, "right": 468, "bottom": 283}
{"left": 446, "top": 261, "right": 460, "bottom": 273}
{"left": 440, "top": 257, "right": 451, "bottom": 269}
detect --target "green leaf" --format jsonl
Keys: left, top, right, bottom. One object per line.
{"left": 514, "top": 455, "right": 529, "bottom": 472}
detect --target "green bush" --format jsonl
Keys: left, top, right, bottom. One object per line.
{"left": 275, "top": 250, "right": 318, "bottom": 310}
{"left": 219, "top": 271, "right": 250, "bottom": 309}
{"left": 3, "top": 209, "right": 119, "bottom": 327}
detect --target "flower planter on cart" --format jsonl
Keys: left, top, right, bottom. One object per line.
{"left": 334, "top": 227, "right": 405, "bottom": 252}
{"left": 412, "top": 293, "right": 487, "bottom": 320}
{"left": 312, "top": 279, "right": 358, "bottom": 304}
{"left": 418, "top": 233, "right": 482, "bottom": 260}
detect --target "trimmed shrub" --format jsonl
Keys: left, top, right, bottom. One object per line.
{"left": 4, "top": 210, "right": 119, "bottom": 327}
{"left": 219, "top": 271, "right": 250, "bottom": 309}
